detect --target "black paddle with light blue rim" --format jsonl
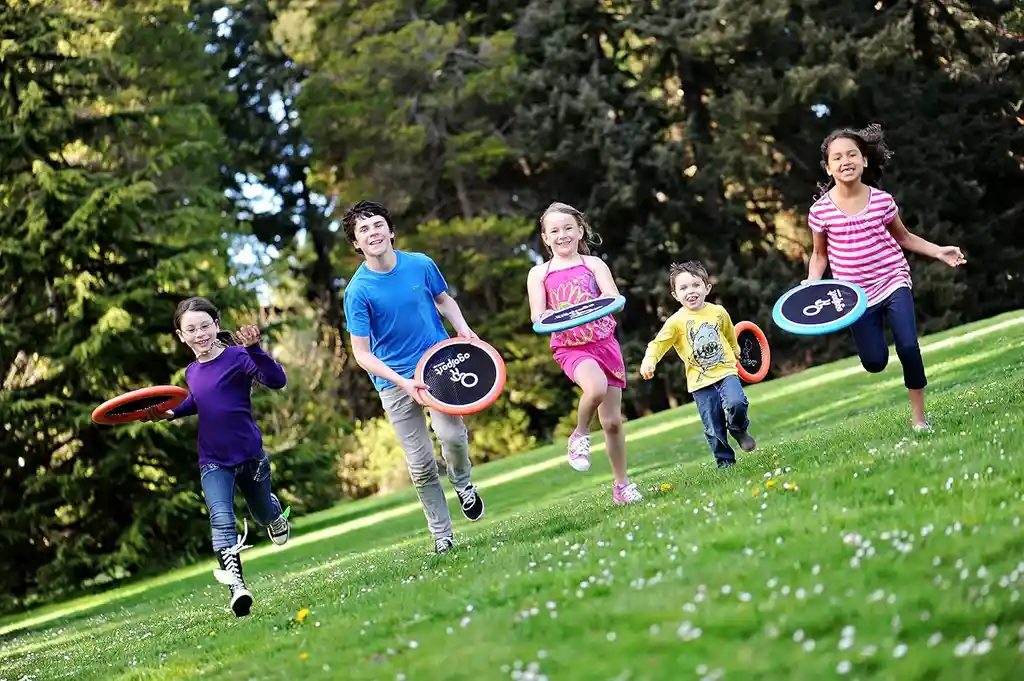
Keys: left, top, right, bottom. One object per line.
{"left": 772, "top": 280, "right": 868, "bottom": 336}
{"left": 533, "top": 295, "right": 626, "bottom": 334}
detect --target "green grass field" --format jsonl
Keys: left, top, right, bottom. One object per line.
{"left": 3, "top": 311, "right": 1024, "bottom": 681}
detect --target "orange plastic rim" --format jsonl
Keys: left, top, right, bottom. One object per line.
{"left": 91, "top": 385, "right": 189, "bottom": 425}
{"left": 414, "top": 338, "right": 507, "bottom": 416}
{"left": 734, "top": 321, "right": 771, "bottom": 384}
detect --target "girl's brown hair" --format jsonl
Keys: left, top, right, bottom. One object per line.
{"left": 538, "top": 201, "right": 602, "bottom": 256}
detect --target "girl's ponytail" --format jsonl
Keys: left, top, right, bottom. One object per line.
{"left": 813, "top": 177, "right": 835, "bottom": 202}
{"left": 854, "top": 123, "right": 894, "bottom": 188}
{"left": 216, "top": 330, "right": 238, "bottom": 347}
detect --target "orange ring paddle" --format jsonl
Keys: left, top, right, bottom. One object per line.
{"left": 91, "top": 385, "right": 189, "bottom": 425}
{"left": 734, "top": 321, "right": 770, "bottom": 384}
{"left": 414, "top": 338, "right": 507, "bottom": 415}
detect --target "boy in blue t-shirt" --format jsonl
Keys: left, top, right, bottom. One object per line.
{"left": 342, "top": 200, "right": 485, "bottom": 554}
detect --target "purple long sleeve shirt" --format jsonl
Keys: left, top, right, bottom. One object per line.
{"left": 171, "top": 344, "right": 287, "bottom": 467}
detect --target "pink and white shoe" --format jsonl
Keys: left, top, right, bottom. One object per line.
{"left": 567, "top": 431, "right": 591, "bottom": 471}
{"left": 613, "top": 481, "right": 644, "bottom": 505}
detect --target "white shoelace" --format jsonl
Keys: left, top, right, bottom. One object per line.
{"left": 459, "top": 486, "right": 478, "bottom": 510}
{"left": 213, "top": 519, "right": 253, "bottom": 586}
{"left": 268, "top": 513, "right": 289, "bottom": 533}
{"left": 617, "top": 483, "right": 643, "bottom": 503}
{"left": 569, "top": 433, "right": 591, "bottom": 458}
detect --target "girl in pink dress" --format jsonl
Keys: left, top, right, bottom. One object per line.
{"left": 526, "top": 202, "right": 643, "bottom": 505}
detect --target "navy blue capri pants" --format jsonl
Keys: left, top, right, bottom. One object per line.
{"left": 849, "top": 286, "right": 927, "bottom": 390}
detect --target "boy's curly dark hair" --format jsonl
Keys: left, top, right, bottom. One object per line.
{"left": 815, "top": 123, "right": 895, "bottom": 200}
{"left": 341, "top": 200, "right": 396, "bottom": 253}
{"left": 669, "top": 260, "right": 711, "bottom": 290}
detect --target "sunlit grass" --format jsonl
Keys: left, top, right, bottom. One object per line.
{"left": 1, "top": 311, "right": 1022, "bottom": 680}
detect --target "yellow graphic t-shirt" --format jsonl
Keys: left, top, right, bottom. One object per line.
{"left": 643, "top": 303, "right": 740, "bottom": 393}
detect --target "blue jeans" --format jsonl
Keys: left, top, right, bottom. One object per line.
{"left": 849, "top": 286, "right": 927, "bottom": 390}
{"left": 200, "top": 453, "right": 282, "bottom": 551}
{"left": 692, "top": 375, "right": 750, "bottom": 465}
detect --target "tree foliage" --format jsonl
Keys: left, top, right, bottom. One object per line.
{"left": 0, "top": 0, "right": 251, "bottom": 611}
{"left": 2, "top": 0, "right": 1022, "bottom": 612}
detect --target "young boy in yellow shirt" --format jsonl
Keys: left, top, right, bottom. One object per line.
{"left": 640, "top": 261, "right": 757, "bottom": 468}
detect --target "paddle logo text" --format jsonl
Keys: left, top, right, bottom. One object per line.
{"left": 555, "top": 301, "right": 604, "bottom": 320}
{"left": 803, "top": 288, "right": 847, "bottom": 317}
{"left": 431, "top": 352, "right": 480, "bottom": 388}
{"left": 740, "top": 337, "right": 758, "bottom": 368}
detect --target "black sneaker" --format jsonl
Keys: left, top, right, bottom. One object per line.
{"left": 435, "top": 535, "right": 456, "bottom": 555}
{"left": 733, "top": 431, "right": 757, "bottom": 452}
{"left": 716, "top": 458, "right": 736, "bottom": 470}
{"left": 214, "top": 549, "right": 253, "bottom": 617}
{"left": 456, "top": 485, "right": 485, "bottom": 522}
{"left": 267, "top": 493, "right": 291, "bottom": 546}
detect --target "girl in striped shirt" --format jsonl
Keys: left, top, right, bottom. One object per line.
{"left": 804, "top": 124, "right": 966, "bottom": 432}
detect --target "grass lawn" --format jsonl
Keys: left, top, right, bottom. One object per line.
{"left": 2, "top": 311, "right": 1024, "bottom": 681}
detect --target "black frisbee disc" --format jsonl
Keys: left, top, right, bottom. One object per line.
{"left": 533, "top": 295, "right": 626, "bottom": 334}
{"left": 772, "top": 280, "right": 868, "bottom": 335}
{"left": 414, "top": 339, "right": 507, "bottom": 415}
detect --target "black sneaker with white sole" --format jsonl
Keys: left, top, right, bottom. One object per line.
{"left": 214, "top": 548, "right": 253, "bottom": 617}
{"left": 456, "top": 484, "right": 485, "bottom": 521}
{"left": 435, "top": 535, "right": 456, "bottom": 555}
{"left": 267, "top": 493, "right": 291, "bottom": 546}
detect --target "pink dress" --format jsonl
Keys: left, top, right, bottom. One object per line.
{"left": 543, "top": 258, "right": 627, "bottom": 388}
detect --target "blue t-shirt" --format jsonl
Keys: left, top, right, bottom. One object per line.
{"left": 343, "top": 250, "right": 451, "bottom": 392}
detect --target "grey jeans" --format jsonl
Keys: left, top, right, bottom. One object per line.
{"left": 380, "top": 386, "right": 473, "bottom": 539}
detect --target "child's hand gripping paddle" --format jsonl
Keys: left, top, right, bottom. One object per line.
{"left": 533, "top": 295, "right": 626, "bottom": 334}
{"left": 414, "top": 338, "right": 507, "bottom": 415}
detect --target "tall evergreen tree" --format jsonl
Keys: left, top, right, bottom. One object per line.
{"left": 513, "top": 0, "right": 1024, "bottom": 413}
{"left": 660, "top": 0, "right": 1024, "bottom": 328}
{"left": 272, "top": 1, "right": 567, "bottom": 445}
{"left": 190, "top": 1, "right": 344, "bottom": 337}
{"left": 0, "top": 0, "right": 248, "bottom": 611}
{"left": 512, "top": 0, "right": 741, "bottom": 414}
{"left": 281, "top": 0, "right": 525, "bottom": 221}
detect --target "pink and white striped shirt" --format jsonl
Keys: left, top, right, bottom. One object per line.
{"left": 807, "top": 187, "right": 911, "bottom": 306}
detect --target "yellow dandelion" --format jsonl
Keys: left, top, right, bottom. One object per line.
{"left": 296, "top": 608, "right": 310, "bottom": 624}
{"left": 765, "top": 480, "right": 777, "bottom": 488}
{"left": 299, "top": 651, "right": 309, "bottom": 661}
{"left": 752, "top": 487, "right": 760, "bottom": 497}
{"left": 660, "top": 482, "right": 673, "bottom": 491}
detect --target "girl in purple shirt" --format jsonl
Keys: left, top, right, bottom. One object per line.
{"left": 147, "top": 296, "right": 290, "bottom": 617}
